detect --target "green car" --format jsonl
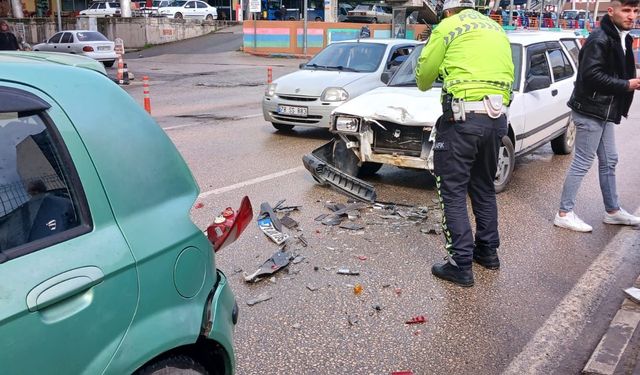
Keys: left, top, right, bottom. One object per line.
{"left": 0, "top": 52, "right": 251, "bottom": 375}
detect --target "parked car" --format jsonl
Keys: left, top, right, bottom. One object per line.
{"left": 338, "top": 3, "right": 354, "bottom": 21}
{"left": 304, "top": 31, "right": 583, "bottom": 197}
{"left": 32, "top": 30, "right": 117, "bottom": 67}
{"left": 139, "top": 0, "right": 171, "bottom": 15}
{"left": 0, "top": 51, "right": 251, "bottom": 374}
{"left": 159, "top": 0, "right": 218, "bottom": 20}
{"left": 262, "top": 39, "right": 418, "bottom": 131}
{"left": 79, "top": 1, "right": 121, "bottom": 16}
{"left": 345, "top": 3, "right": 392, "bottom": 23}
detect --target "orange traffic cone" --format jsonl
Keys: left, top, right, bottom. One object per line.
{"left": 143, "top": 76, "right": 151, "bottom": 114}
{"left": 117, "top": 54, "right": 124, "bottom": 85}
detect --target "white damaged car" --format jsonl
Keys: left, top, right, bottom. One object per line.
{"left": 262, "top": 39, "right": 418, "bottom": 131}
{"left": 303, "top": 32, "right": 583, "bottom": 199}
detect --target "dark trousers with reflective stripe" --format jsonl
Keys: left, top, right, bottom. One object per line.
{"left": 433, "top": 112, "right": 508, "bottom": 269}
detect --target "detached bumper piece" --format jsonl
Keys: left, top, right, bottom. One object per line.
{"left": 302, "top": 139, "right": 377, "bottom": 203}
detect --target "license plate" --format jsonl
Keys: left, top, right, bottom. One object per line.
{"left": 98, "top": 46, "right": 110, "bottom": 51}
{"left": 277, "top": 105, "right": 307, "bottom": 117}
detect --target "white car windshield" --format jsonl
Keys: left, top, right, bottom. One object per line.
{"left": 303, "top": 42, "right": 386, "bottom": 73}
{"left": 389, "top": 43, "right": 521, "bottom": 90}
{"left": 388, "top": 45, "right": 442, "bottom": 87}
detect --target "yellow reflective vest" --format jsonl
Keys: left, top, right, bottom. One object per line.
{"left": 415, "top": 9, "right": 514, "bottom": 105}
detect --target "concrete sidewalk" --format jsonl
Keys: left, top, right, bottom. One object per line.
{"left": 584, "top": 273, "right": 640, "bottom": 375}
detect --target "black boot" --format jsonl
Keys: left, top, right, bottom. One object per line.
{"left": 431, "top": 261, "right": 474, "bottom": 287}
{"left": 473, "top": 246, "right": 500, "bottom": 270}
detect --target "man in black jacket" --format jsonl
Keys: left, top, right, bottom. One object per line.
{"left": 554, "top": 0, "right": 640, "bottom": 232}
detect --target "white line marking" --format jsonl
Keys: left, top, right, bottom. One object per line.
{"left": 198, "top": 166, "right": 305, "bottom": 199}
{"left": 503, "top": 211, "right": 640, "bottom": 374}
{"left": 163, "top": 122, "right": 201, "bottom": 131}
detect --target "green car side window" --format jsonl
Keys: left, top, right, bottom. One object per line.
{"left": 0, "top": 112, "right": 85, "bottom": 261}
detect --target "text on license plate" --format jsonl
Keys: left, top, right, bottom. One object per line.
{"left": 277, "top": 105, "right": 307, "bottom": 117}
{"left": 98, "top": 46, "right": 110, "bottom": 51}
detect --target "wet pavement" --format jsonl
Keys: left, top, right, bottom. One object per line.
{"left": 116, "top": 28, "right": 640, "bottom": 374}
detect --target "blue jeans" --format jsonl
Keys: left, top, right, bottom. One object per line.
{"left": 559, "top": 110, "right": 620, "bottom": 213}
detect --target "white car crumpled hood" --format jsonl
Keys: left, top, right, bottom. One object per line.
{"left": 275, "top": 70, "right": 367, "bottom": 97}
{"left": 334, "top": 86, "right": 443, "bottom": 126}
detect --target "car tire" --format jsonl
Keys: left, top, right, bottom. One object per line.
{"left": 205, "top": 14, "right": 214, "bottom": 20}
{"left": 494, "top": 135, "right": 515, "bottom": 194}
{"left": 103, "top": 60, "right": 115, "bottom": 67}
{"left": 333, "top": 138, "right": 360, "bottom": 177}
{"left": 136, "top": 355, "right": 208, "bottom": 375}
{"left": 551, "top": 116, "right": 576, "bottom": 155}
{"left": 358, "top": 162, "right": 382, "bottom": 177}
{"left": 315, "top": 16, "right": 322, "bottom": 21}
{"left": 272, "top": 123, "right": 294, "bottom": 131}
{"left": 372, "top": 17, "right": 378, "bottom": 23}
{"left": 174, "top": 12, "right": 183, "bottom": 19}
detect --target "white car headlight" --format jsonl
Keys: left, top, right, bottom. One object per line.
{"left": 321, "top": 87, "right": 348, "bottom": 102}
{"left": 265, "top": 83, "right": 277, "bottom": 97}
{"left": 335, "top": 116, "right": 359, "bottom": 132}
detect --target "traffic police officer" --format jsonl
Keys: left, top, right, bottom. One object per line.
{"left": 415, "top": 0, "right": 514, "bottom": 287}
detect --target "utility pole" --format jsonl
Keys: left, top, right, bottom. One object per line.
{"left": 10, "top": 0, "right": 24, "bottom": 18}
{"left": 303, "top": 0, "right": 307, "bottom": 55}
{"left": 121, "top": 0, "right": 132, "bottom": 17}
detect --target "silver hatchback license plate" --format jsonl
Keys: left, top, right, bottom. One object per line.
{"left": 277, "top": 105, "right": 308, "bottom": 117}
{"left": 98, "top": 46, "right": 110, "bottom": 51}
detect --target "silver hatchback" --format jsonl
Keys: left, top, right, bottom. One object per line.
{"left": 262, "top": 39, "right": 417, "bottom": 131}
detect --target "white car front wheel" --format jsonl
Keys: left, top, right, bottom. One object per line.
{"left": 494, "top": 135, "right": 515, "bottom": 193}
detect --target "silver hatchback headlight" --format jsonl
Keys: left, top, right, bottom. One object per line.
{"left": 321, "top": 87, "right": 348, "bottom": 102}
{"left": 265, "top": 83, "right": 277, "bottom": 97}
{"left": 335, "top": 116, "right": 360, "bottom": 132}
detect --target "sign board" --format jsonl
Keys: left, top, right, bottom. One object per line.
{"left": 249, "top": 0, "right": 261, "bottom": 13}
{"left": 114, "top": 38, "right": 125, "bottom": 55}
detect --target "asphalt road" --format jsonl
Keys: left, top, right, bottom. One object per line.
{"left": 116, "top": 27, "right": 640, "bottom": 374}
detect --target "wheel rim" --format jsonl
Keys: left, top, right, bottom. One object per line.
{"left": 566, "top": 119, "right": 576, "bottom": 148}
{"left": 175, "top": 12, "right": 182, "bottom": 18}
{"left": 206, "top": 14, "right": 213, "bottom": 20}
{"left": 495, "top": 145, "right": 510, "bottom": 185}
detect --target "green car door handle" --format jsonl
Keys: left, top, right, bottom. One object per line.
{"left": 26, "top": 266, "right": 105, "bottom": 312}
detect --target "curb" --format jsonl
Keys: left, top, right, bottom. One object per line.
{"left": 583, "top": 275, "right": 640, "bottom": 375}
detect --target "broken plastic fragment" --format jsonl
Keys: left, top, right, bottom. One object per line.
{"left": 314, "top": 213, "right": 329, "bottom": 221}
{"left": 353, "top": 283, "right": 363, "bottom": 295}
{"left": 306, "top": 284, "right": 320, "bottom": 292}
{"left": 405, "top": 315, "right": 427, "bottom": 324}
{"left": 337, "top": 268, "right": 360, "bottom": 276}
{"left": 280, "top": 214, "right": 299, "bottom": 230}
{"left": 322, "top": 215, "right": 343, "bottom": 226}
{"left": 339, "top": 222, "right": 365, "bottom": 231}
{"left": 292, "top": 255, "right": 305, "bottom": 264}
{"left": 243, "top": 250, "right": 293, "bottom": 283}
{"left": 246, "top": 293, "right": 272, "bottom": 306}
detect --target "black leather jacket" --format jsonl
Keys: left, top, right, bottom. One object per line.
{"left": 567, "top": 15, "right": 636, "bottom": 124}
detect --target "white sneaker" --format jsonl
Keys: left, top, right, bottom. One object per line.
{"left": 603, "top": 208, "right": 640, "bottom": 226}
{"left": 554, "top": 211, "right": 593, "bottom": 232}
